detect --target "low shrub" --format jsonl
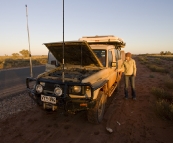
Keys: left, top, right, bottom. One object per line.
{"left": 153, "top": 58, "right": 161, "bottom": 65}
{"left": 0, "top": 56, "right": 47, "bottom": 69}
{"left": 138, "top": 56, "right": 149, "bottom": 65}
{"left": 155, "top": 100, "right": 173, "bottom": 120}
{"left": 147, "top": 64, "right": 168, "bottom": 73}
{"left": 164, "top": 77, "right": 173, "bottom": 90}
{"left": 0, "top": 64, "right": 3, "bottom": 69}
{"left": 151, "top": 87, "right": 173, "bottom": 103}
{"left": 152, "top": 87, "right": 173, "bottom": 120}
{"left": 160, "top": 57, "right": 173, "bottom": 61}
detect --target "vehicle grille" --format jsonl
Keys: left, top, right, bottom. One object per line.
{"left": 44, "top": 83, "right": 65, "bottom": 92}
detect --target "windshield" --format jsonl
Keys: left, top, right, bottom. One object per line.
{"left": 93, "top": 50, "right": 106, "bottom": 67}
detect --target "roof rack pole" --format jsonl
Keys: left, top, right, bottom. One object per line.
{"left": 62, "top": 0, "right": 65, "bottom": 82}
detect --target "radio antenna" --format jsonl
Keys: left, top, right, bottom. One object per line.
{"left": 25, "top": 5, "right": 33, "bottom": 77}
{"left": 62, "top": 0, "right": 65, "bottom": 82}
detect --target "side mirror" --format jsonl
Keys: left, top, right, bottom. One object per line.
{"left": 111, "top": 62, "right": 116, "bottom": 67}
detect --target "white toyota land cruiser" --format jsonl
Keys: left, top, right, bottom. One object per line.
{"left": 26, "top": 35, "right": 125, "bottom": 124}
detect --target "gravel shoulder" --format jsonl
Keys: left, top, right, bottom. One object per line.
{"left": 0, "top": 92, "right": 36, "bottom": 120}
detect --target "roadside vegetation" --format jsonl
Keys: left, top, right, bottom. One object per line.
{"left": 0, "top": 49, "right": 47, "bottom": 70}
{"left": 151, "top": 87, "right": 173, "bottom": 120}
{"left": 138, "top": 52, "right": 173, "bottom": 120}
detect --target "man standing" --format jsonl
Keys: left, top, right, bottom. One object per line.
{"left": 121, "top": 52, "right": 137, "bottom": 100}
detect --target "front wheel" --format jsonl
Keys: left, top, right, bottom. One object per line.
{"left": 87, "top": 91, "right": 107, "bottom": 124}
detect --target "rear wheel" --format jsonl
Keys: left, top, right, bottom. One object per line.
{"left": 87, "top": 91, "right": 107, "bottom": 124}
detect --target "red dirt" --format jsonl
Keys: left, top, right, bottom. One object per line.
{"left": 0, "top": 57, "right": 173, "bottom": 143}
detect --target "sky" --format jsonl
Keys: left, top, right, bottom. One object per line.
{"left": 0, "top": 0, "right": 173, "bottom": 56}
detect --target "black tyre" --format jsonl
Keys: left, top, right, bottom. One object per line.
{"left": 87, "top": 91, "right": 107, "bottom": 124}
{"left": 29, "top": 93, "right": 42, "bottom": 106}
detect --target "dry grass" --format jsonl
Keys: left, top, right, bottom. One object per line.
{"left": 139, "top": 54, "right": 173, "bottom": 120}
{"left": 155, "top": 100, "right": 173, "bottom": 120}
{"left": 138, "top": 55, "right": 172, "bottom": 75}
{"left": 164, "top": 76, "right": 173, "bottom": 89}
{"left": 151, "top": 87, "right": 173, "bottom": 102}
{"left": 151, "top": 87, "right": 173, "bottom": 120}
{"left": 138, "top": 56, "right": 149, "bottom": 65}
{"left": 0, "top": 55, "right": 47, "bottom": 70}
{"left": 147, "top": 64, "right": 168, "bottom": 73}
{"left": 147, "top": 54, "right": 173, "bottom": 58}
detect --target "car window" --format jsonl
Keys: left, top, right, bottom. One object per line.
{"left": 114, "top": 49, "right": 121, "bottom": 60}
{"left": 114, "top": 49, "right": 118, "bottom": 60}
{"left": 48, "top": 51, "right": 57, "bottom": 64}
{"left": 108, "top": 50, "right": 113, "bottom": 67}
{"left": 117, "top": 50, "right": 121, "bottom": 60}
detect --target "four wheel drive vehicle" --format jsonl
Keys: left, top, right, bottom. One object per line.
{"left": 26, "top": 35, "right": 125, "bottom": 124}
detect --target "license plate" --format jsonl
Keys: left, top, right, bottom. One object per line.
{"left": 41, "top": 95, "right": 56, "bottom": 104}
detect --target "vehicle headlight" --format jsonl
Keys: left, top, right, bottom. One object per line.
{"left": 54, "top": 87, "right": 62, "bottom": 96}
{"left": 73, "top": 86, "right": 81, "bottom": 93}
{"left": 35, "top": 84, "right": 43, "bottom": 93}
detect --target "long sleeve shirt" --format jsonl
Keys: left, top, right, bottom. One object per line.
{"left": 121, "top": 58, "right": 137, "bottom": 76}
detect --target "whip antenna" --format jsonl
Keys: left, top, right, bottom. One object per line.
{"left": 62, "top": 0, "right": 65, "bottom": 82}
{"left": 25, "top": 5, "right": 33, "bottom": 77}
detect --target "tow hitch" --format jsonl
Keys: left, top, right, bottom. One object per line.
{"left": 43, "top": 102, "right": 58, "bottom": 111}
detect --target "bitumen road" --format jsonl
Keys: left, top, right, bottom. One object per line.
{"left": 0, "top": 65, "right": 45, "bottom": 99}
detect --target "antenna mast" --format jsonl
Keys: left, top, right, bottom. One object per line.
{"left": 25, "top": 5, "right": 33, "bottom": 77}
{"left": 62, "top": 0, "right": 65, "bottom": 82}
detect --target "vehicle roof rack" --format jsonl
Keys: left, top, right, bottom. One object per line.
{"left": 79, "top": 35, "right": 126, "bottom": 48}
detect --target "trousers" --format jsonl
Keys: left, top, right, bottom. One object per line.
{"left": 124, "top": 75, "right": 136, "bottom": 98}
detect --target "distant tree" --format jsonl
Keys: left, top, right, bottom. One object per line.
{"left": 167, "top": 51, "right": 172, "bottom": 55}
{"left": 19, "top": 49, "right": 30, "bottom": 57}
{"left": 160, "top": 51, "right": 164, "bottom": 55}
{"left": 165, "top": 51, "right": 172, "bottom": 55}
{"left": 12, "top": 53, "right": 20, "bottom": 58}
